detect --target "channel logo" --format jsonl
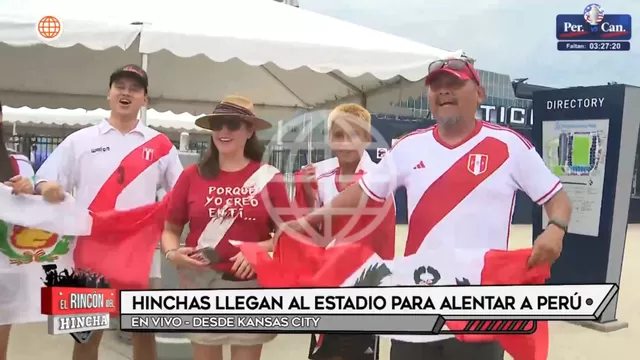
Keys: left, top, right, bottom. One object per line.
{"left": 556, "top": 3, "right": 632, "bottom": 41}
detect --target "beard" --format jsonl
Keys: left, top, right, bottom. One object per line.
{"left": 434, "top": 115, "right": 462, "bottom": 128}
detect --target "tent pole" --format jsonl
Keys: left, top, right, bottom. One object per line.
{"left": 139, "top": 53, "right": 149, "bottom": 125}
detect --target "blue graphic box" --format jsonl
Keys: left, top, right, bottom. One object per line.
{"left": 556, "top": 14, "right": 632, "bottom": 41}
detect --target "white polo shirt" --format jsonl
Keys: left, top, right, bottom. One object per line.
{"left": 359, "top": 121, "right": 561, "bottom": 343}
{"left": 36, "top": 120, "right": 183, "bottom": 210}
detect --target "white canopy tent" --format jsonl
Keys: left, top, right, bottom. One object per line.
{"left": 1, "top": 106, "right": 206, "bottom": 132}
{"left": 0, "top": 0, "right": 462, "bottom": 123}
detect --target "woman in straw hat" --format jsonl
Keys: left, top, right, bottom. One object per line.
{"left": 160, "top": 95, "right": 291, "bottom": 360}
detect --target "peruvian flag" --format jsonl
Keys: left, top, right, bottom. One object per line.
{"left": 0, "top": 185, "right": 167, "bottom": 326}
{"left": 238, "top": 233, "right": 550, "bottom": 360}
{"left": 0, "top": 184, "right": 168, "bottom": 290}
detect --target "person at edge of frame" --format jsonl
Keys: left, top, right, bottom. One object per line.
{"left": 0, "top": 100, "right": 39, "bottom": 360}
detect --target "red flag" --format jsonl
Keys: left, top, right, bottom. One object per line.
{"left": 292, "top": 168, "right": 395, "bottom": 260}
{"left": 448, "top": 249, "right": 550, "bottom": 360}
{"left": 239, "top": 230, "right": 379, "bottom": 288}
{"left": 240, "top": 238, "right": 550, "bottom": 360}
{"left": 73, "top": 194, "right": 170, "bottom": 290}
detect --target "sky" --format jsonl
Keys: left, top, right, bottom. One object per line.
{"left": 302, "top": 0, "right": 638, "bottom": 88}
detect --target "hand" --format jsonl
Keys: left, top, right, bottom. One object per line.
{"left": 4, "top": 176, "right": 34, "bottom": 195}
{"left": 528, "top": 225, "right": 564, "bottom": 268}
{"left": 230, "top": 252, "right": 254, "bottom": 279}
{"left": 300, "top": 164, "right": 316, "bottom": 184}
{"left": 273, "top": 218, "right": 325, "bottom": 247}
{"left": 300, "top": 163, "right": 317, "bottom": 190}
{"left": 38, "top": 181, "right": 65, "bottom": 203}
{"left": 167, "top": 247, "right": 209, "bottom": 270}
{"left": 273, "top": 219, "right": 304, "bottom": 244}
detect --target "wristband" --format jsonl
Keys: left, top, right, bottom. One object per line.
{"left": 547, "top": 219, "right": 568, "bottom": 233}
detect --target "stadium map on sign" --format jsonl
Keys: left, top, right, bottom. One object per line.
{"left": 542, "top": 119, "right": 609, "bottom": 237}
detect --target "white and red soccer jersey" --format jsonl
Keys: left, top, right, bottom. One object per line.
{"left": 36, "top": 120, "right": 183, "bottom": 210}
{"left": 313, "top": 152, "right": 375, "bottom": 206}
{"left": 35, "top": 120, "right": 183, "bottom": 279}
{"left": 359, "top": 121, "right": 561, "bottom": 343}
{"left": 299, "top": 152, "right": 396, "bottom": 259}
{"left": 360, "top": 121, "right": 560, "bottom": 256}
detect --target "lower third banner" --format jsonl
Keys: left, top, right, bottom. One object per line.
{"left": 119, "top": 314, "right": 444, "bottom": 334}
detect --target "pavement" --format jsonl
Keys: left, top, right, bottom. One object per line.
{"left": 7, "top": 224, "right": 638, "bottom": 360}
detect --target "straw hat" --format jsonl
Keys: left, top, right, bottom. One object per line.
{"left": 195, "top": 95, "right": 272, "bottom": 131}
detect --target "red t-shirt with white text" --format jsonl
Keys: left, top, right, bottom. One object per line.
{"left": 166, "top": 162, "right": 292, "bottom": 273}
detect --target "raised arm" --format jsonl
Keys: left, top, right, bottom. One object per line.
{"left": 291, "top": 145, "right": 407, "bottom": 235}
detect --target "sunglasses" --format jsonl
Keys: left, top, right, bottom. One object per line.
{"left": 210, "top": 117, "right": 250, "bottom": 131}
{"left": 427, "top": 58, "right": 480, "bottom": 85}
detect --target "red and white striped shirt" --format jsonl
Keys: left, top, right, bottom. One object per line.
{"left": 359, "top": 121, "right": 561, "bottom": 342}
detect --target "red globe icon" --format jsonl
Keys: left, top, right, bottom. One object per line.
{"left": 37, "top": 16, "right": 61, "bottom": 39}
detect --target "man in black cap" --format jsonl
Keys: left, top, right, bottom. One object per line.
{"left": 35, "top": 65, "right": 183, "bottom": 360}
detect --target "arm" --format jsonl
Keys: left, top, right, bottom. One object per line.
{"left": 160, "top": 147, "right": 184, "bottom": 191}
{"left": 302, "top": 147, "right": 405, "bottom": 227}
{"left": 512, "top": 144, "right": 571, "bottom": 266}
{"left": 512, "top": 145, "right": 572, "bottom": 225}
{"left": 542, "top": 190, "right": 572, "bottom": 234}
{"left": 264, "top": 173, "right": 296, "bottom": 252}
{"left": 6, "top": 154, "right": 36, "bottom": 194}
{"left": 161, "top": 167, "right": 191, "bottom": 255}
{"left": 162, "top": 221, "right": 184, "bottom": 255}
{"left": 293, "top": 168, "right": 319, "bottom": 211}
{"left": 34, "top": 138, "right": 75, "bottom": 193}
{"left": 161, "top": 167, "right": 208, "bottom": 269}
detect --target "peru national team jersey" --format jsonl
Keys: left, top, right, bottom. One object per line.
{"left": 359, "top": 121, "right": 562, "bottom": 343}
{"left": 311, "top": 152, "right": 396, "bottom": 259}
{"left": 313, "top": 152, "right": 375, "bottom": 206}
{"left": 36, "top": 120, "right": 183, "bottom": 211}
{"left": 360, "top": 121, "right": 561, "bottom": 255}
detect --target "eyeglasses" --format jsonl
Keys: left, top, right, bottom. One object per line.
{"left": 427, "top": 58, "right": 480, "bottom": 85}
{"left": 209, "top": 117, "right": 250, "bottom": 131}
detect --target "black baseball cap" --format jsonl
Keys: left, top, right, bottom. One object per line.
{"left": 109, "top": 64, "right": 149, "bottom": 92}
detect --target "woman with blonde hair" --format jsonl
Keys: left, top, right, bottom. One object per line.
{"left": 161, "top": 95, "right": 292, "bottom": 360}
